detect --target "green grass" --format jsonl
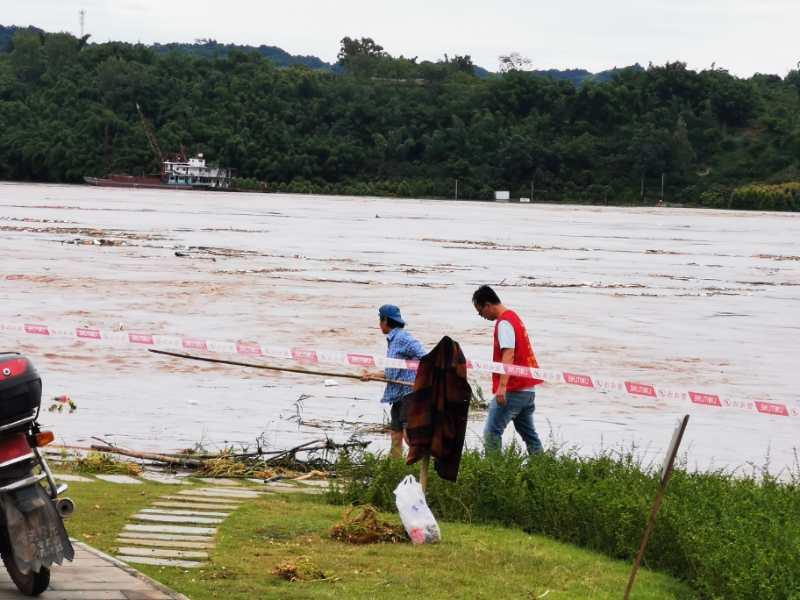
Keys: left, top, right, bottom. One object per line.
{"left": 60, "top": 480, "right": 693, "bottom": 599}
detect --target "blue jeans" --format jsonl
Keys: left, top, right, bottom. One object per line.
{"left": 484, "top": 390, "right": 543, "bottom": 455}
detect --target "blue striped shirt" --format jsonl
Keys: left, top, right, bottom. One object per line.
{"left": 381, "top": 328, "right": 426, "bottom": 403}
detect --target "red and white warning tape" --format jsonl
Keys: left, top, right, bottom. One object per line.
{"left": 2, "top": 320, "right": 797, "bottom": 419}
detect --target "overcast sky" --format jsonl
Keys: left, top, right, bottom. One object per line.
{"left": 5, "top": 0, "right": 799, "bottom": 77}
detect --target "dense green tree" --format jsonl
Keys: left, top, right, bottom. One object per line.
{"left": 9, "top": 31, "right": 44, "bottom": 83}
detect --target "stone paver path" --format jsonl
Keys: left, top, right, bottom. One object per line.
{"left": 115, "top": 481, "right": 264, "bottom": 569}
{"left": 95, "top": 475, "right": 144, "bottom": 485}
{"left": 51, "top": 473, "right": 94, "bottom": 482}
{"left": 0, "top": 542, "right": 187, "bottom": 599}
{"left": 48, "top": 470, "right": 332, "bottom": 572}
{"left": 140, "top": 473, "right": 187, "bottom": 485}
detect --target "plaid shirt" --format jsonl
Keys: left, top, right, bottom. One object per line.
{"left": 382, "top": 328, "right": 426, "bottom": 403}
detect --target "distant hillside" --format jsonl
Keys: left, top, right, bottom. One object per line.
{"left": 0, "top": 24, "right": 642, "bottom": 84}
{"left": 151, "top": 39, "right": 333, "bottom": 71}
{"left": 530, "top": 64, "right": 645, "bottom": 85}
{"left": 0, "top": 24, "right": 44, "bottom": 52}
{"left": 3, "top": 26, "right": 799, "bottom": 210}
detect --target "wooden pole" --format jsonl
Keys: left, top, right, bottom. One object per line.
{"left": 148, "top": 348, "right": 412, "bottom": 386}
{"left": 623, "top": 486, "right": 667, "bottom": 600}
{"left": 89, "top": 443, "right": 204, "bottom": 467}
{"left": 419, "top": 455, "right": 430, "bottom": 492}
{"left": 640, "top": 173, "right": 645, "bottom": 203}
{"left": 623, "top": 415, "right": 689, "bottom": 600}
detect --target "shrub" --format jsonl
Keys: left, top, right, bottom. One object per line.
{"left": 729, "top": 182, "right": 800, "bottom": 211}
{"left": 330, "top": 448, "right": 800, "bottom": 599}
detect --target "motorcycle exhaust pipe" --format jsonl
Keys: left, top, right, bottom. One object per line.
{"left": 56, "top": 497, "right": 75, "bottom": 518}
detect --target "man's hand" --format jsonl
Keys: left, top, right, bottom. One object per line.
{"left": 496, "top": 385, "right": 507, "bottom": 406}
{"left": 497, "top": 347, "right": 514, "bottom": 407}
{"left": 361, "top": 370, "right": 383, "bottom": 382}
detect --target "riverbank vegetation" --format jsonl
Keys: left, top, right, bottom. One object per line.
{"left": 1, "top": 31, "right": 799, "bottom": 209}
{"left": 331, "top": 448, "right": 800, "bottom": 599}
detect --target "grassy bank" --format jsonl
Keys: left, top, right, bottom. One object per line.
{"left": 331, "top": 449, "right": 800, "bottom": 599}
{"left": 60, "top": 479, "right": 691, "bottom": 599}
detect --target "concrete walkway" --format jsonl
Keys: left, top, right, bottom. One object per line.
{"left": 0, "top": 542, "right": 188, "bottom": 600}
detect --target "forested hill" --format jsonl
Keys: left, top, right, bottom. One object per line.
{"left": 145, "top": 40, "right": 635, "bottom": 84}
{"left": 0, "top": 25, "right": 44, "bottom": 52}
{"left": 150, "top": 39, "right": 332, "bottom": 71}
{"left": 0, "top": 25, "right": 640, "bottom": 82}
{"left": 1, "top": 30, "right": 799, "bottom": 210}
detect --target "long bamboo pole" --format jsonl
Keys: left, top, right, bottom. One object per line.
{"left": 148, "top": 348, "right": 413, "bottom": 386}
{"left": 89, "top": 443, "right": 204, "bottom": 467}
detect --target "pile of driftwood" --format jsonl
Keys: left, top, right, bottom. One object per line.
{"left": 88, "top": 437, "right": 369, "bottom": 478}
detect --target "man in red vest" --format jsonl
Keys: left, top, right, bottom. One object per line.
{"left": 472, "top": 285, "right": 543, "bottom": 455}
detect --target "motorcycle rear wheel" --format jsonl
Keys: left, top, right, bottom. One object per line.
{"left": 1, "top": 551, "right": 50, "bottom": 596}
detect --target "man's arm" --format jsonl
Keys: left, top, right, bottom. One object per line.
{"left": 408, "top": 337, "right": 426, "bottom": 360}
{"left": 496, "top": 347, "right": 515, "bottom": 406}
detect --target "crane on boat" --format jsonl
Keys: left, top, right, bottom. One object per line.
{"left": 136, "top": 102, "right": 164, "bottom": 167}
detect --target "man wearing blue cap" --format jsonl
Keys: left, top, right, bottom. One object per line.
{"left": 362, "top": 304, "right": 427, "bottom": 458}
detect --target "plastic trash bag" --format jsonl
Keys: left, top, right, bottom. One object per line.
{"left": 393, "top": 475, "right": 441, "bottom": 544}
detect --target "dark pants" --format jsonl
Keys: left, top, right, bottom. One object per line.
{"left": 389, "top": 397, "right": 409, "bottom": 432}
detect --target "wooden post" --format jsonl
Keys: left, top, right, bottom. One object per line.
{"left": 623, "top": 415, "right": 689, "bottom": 600}
{"left": 419, "top": 455, "right": 430, "bottom": 492}
{"left": 640, "top": 173, "right": 645, "bottom": 203}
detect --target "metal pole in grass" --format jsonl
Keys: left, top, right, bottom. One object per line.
{"left": 623, "top": 414, "right": 689, "bottom": 600}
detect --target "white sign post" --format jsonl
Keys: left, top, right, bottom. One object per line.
{"left": 624, "top": 414, "right": 690, "bottom": 600}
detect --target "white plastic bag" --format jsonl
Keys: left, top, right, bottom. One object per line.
{"left": 393, "top": 475, "right": 441, "bottom": 544}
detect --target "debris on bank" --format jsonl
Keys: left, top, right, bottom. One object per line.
{"left": 53, "top": 436, "right": 369, "bottom": 479}
{"left": 272, "top": 556, "right": 335, "bottom": 582}
{"left": 330, "top": 505, "right": 407, "bottom": 545}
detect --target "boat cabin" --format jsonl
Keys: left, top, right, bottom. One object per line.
{"left": 162, "top": 154, "right": 233, "bottom": 189}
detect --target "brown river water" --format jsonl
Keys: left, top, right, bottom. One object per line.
{"left": 1, "top": 182, "right": 798, "bottom": 475}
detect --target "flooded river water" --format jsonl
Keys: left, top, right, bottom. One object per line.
{"left": 1, "top": 182, "right": 798, "bottom": 474}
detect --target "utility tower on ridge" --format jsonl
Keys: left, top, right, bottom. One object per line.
{"left": 79, "top": 10, "right": 86, "bottom": 37}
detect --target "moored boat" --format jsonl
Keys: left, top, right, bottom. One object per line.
{"left": 84, "top": 154, "right": 234, "bottom": 191}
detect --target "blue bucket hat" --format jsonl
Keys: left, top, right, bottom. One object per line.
{"left": 378, "top": 304, "right": 405, "bottom": 326}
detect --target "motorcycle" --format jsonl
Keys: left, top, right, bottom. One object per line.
{"left": 0, "top": 352, "right": 74, "bottom": 596}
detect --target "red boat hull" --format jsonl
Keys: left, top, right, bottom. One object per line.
{"left": 84, "top": 175, "right": 209, "bottom": 191}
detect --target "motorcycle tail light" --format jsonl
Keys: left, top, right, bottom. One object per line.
{"left": 0, "top": 433, "right": 34, "bottom": 467}
{"left": 0, "top": 357, "right": 27, "bottom": 381}
{"left": 34, "top": 431, "right": 55, "bottom": 447}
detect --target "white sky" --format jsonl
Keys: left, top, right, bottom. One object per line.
{"left": 5, "top": 0, "right": 799, "bottom": 77}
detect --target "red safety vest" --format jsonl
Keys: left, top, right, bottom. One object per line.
{"left": 492, "top": 309, "right": 542, "bottom": 393}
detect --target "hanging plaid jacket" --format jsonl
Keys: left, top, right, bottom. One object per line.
{"left": 405, "top": 336, "right": 471, "bottom": 481}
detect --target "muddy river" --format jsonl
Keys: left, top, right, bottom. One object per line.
{"left": 1, "top": 182, "right": 798, "bottom": 474}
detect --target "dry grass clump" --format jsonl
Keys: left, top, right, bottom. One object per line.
{"left": 272, "top": 556, "right": 332, "bottom": 582}
{"left": 68, "top": 452, "right": 143, "bottom": 476}
{"left": 197, "top": 455, "right": 249, "bottom": 478}
{"left": 330, "top": 505, "right": 407, "bottom": 545}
